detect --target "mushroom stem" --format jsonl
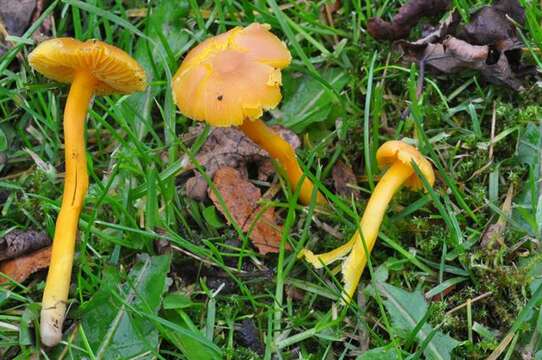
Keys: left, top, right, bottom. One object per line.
{"left": 239, "top": 119, "right": 325, "bottom": 205}
{"left": 341, "top": 161, "right": 413, "bottom": 302}
{"left": 40, "top": 71, "right": 94, "bottom": 347}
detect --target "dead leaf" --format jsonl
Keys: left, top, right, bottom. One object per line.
{"left": 0, "top": 0, "right": 51, "bottom": 59}
{"left": 456, "top": 0, "right": 524, "bottom": 48}
{"left": 323, "top": 0, "right": 341, "bottom": 15}
{"left": 0, "top": 0, "right": 36, "bottom": 36}
{"left": 399, "top": 35, "right": 528, "bottom": 90}
{"left": 209, "top": 167, "right": 288, "bottom": 255}
{"left": 0, "top": 0, "right": 36, "bottom": 56}
{"left": 0, "top": 246, "right": 51, "bottom": 284}
{"left": 0, "top": 229, "right": 51, "bottom": 261}
{"left": 369, "top": 0, "right": 534, "bottom": 90}
{"left": 481, "top": 184, "right": 514, "bottom": 249}
{"left": 236, "top": 319, "right": 264, "bottom": 355}
{"left": 367, "top": 0, "right": 450, "bottom": 41}
{"left": 185, "top": 126, "right": 300, "bottom": 200}
{"left": 332, "top": 160, "right": 360, "bottom": 200}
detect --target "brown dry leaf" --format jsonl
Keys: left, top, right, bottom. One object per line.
{"left": 209, "top": 167, "right": 289, "bottom": 255}
{"left": 367, "top": 0, "right": 450, "bottom": 41}
{"left": 324, "top": 0, "right": 341, "bottom": 15}
{"left": 332, "top": 160, "right": 360, "bottom": 200}
{"left": 185, "top": 125, "right": 300, "bottom": 200}
{"left": 0, "top": 246, "right": 51, "bottom": 284}
{"left": 480, "top": 184, "right": 514, "bottom": 249}
{"left": 370, "top": 0, "right": 534, "bottom": 90}
{"left": 0, "top": 0, "right": 36, "bottom": 56}
{"left": 0, "top": 0, "right": 51, "bottom": 59}
{"left": 0, "top": 229, "right": 51, "bottom": 261}
{"left": 456, "top": 0, "right": 524, "bottom": 48}
{"left": 399, "top": 35, "right": 527, "bottom": 90}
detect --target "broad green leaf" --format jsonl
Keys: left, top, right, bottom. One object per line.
{"left": 278, "top": 68, "right": 349, "bottom": 132}
{"left": 513, "top": 123, "right": 542, "bottom": 235}
{"left": 162, "top": 309, "right": 221, "bottom": 360}
{"left": 163, "top": 292, "right": 193, "bottom": 310}
{"left": 75, "top": 255, "right": 171, "bottom": 359}
{"left": 518, "top": 122, "right": 541, "bottom": 170}
{"left": 377, "top": 283, "right": 460, "bottom": 360}
{"left": 357, "top": 347, "right": 400, "bottom": 360}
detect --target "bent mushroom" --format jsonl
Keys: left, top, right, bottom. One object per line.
{"left": 172, "top": 23, "right": 325, "bottom": 205}
{"left": 300, "top": 141, "right": 435, "bottom": 302}
{"left": 29, "top": 38, "right": 146, "bottom": 346}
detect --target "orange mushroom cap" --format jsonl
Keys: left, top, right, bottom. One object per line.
{"left": 172, "top": 23, "right": 292, "bottom": 127}
{"left": 376, "top": 140, "right": 435, "bottom": 190}
{"left": 28, "top": 38, "right": 146, "bottom": 95}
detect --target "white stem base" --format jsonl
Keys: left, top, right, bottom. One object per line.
{"left": 40, "top": 302, "right": 66, "bottom": 347}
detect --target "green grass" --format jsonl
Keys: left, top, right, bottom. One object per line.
{"left": 1, "top": 0, "right": 542, "bottom": 359}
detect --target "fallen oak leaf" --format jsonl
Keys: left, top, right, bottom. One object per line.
{"left": 0, "top": 229, "right": 51, "bottom": 261}
{"left": 0, "top": 246, "right": 51, "bottom": 285}
{"left": 367, "top": 0, "right": 451, "bottom": 41}
{"left": 209, "top": 167, "right": 289, "bottom": 255}
{"left": 185, "top": 126, "right": 300, "bottom": 200}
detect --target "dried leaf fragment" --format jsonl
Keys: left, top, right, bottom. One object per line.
{"left": 209, "top": 167, "right": 288, "bottom": 255}
{"left": 332, "top": 160, "right": 360, "bottom": 200}
{"left": 457, "top": 0, "right": 524, "bottom": 47}
{"left": 0, "top": 246, "right": 51, "bottom": 284}
{"left": 367, "top": 0, "right": 451, "bottom": 41}
{"left": 0, "top": 229, "right": 51, "bottom": 261}
{"left": 370, "top": 0, "right": 533, "bottom": 90}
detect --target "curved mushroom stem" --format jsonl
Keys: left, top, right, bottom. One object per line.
{"left": 340, "top": 161, "right": 413, "bottom": 303}
{"left": 41, "top": 72, "right": 94, "bottom": 347}
{"left": 239, "top": 119, "right": 326, "bottom": 205}
{"left": 298, "top": 239, "right": 354, "bottom": 269}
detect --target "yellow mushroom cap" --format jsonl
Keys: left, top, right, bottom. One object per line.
{"left": 28, "top": 38, "right": 146, "bottom": 95}
{"left": 172, "top": 23, "right": 292, "bottom": 127}
{"left": 376, "top": 140, "right": 435, "bottom": 190}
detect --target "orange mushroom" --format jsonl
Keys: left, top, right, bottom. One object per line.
{"left": 300, "top": 141, "right": 435, "bottom": 302}
{"left": 29, "top": 38, "right": 146, "bottom": 346}
{"left": 172, "top": 23, "right": 325, "bottom": 205}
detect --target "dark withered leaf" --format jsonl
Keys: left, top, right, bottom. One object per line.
{"left": 393, "top": 0, "right": 534, "bottom": 91}
{"left": 399, "top": 36, "right": 526, "bottom": 90}
{"left": 332, "top": 160, "right": 360, "bottom": 200}
{"left": 367, "top": 0, "right": 451, "bottom": 41}
{"left": 236, "top": 319, "right": 264, "bottom": 354}
{"left": 0, "top": 246, "right": 51, "bottom": 285}
{"left": 0, "top": 0, "right": 36, "bottom": 36}
{"left": 456, "top": 0, "right": 524, "bottom": 48}
{"left": 0, "top": 229, "right": 51, "bottom": 261}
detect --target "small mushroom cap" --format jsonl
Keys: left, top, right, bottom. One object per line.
{"left": 28, "top": 38, "right": 146, "bottom": 95}
{"left": 172, "top": 23, "right": 292, "bottom": 127}
{"left": 376, "top": 140, "right": 435, "bottom": 190}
